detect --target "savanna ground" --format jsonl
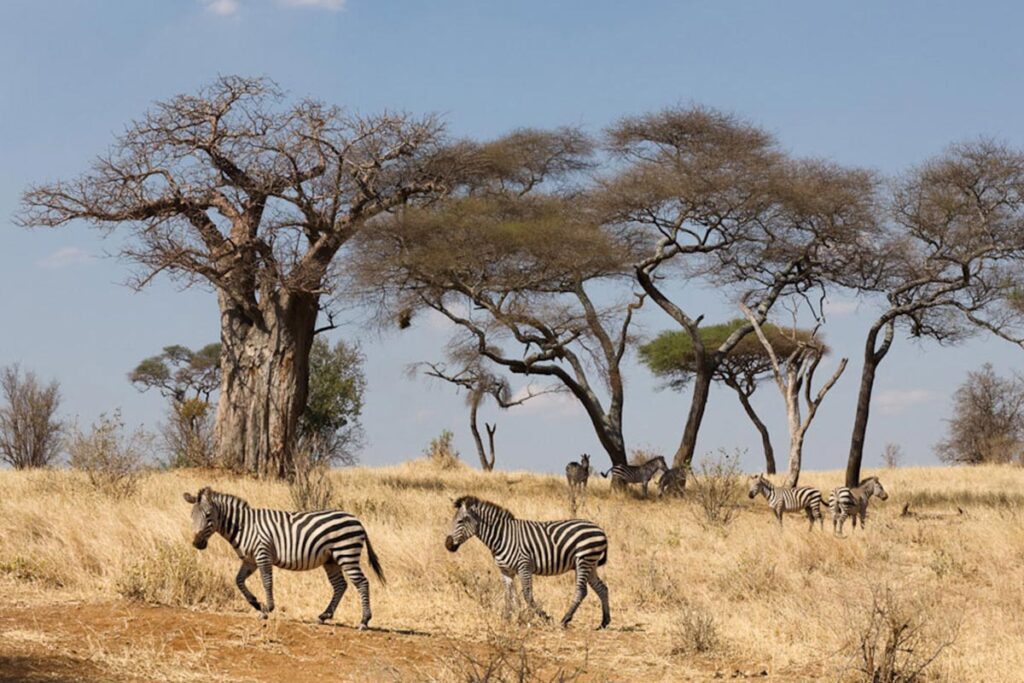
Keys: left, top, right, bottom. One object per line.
{"left": 1, "top": 462, "right": 1022, "bottom": 682}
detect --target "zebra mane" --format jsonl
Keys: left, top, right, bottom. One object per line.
{"left": 454, "top": 496, "right": 515, "bottom": 521}
{"left": 858, "top": 476, "right": 879, "bottom": 486}
{"left": 206, "top": 489, "right": 251, "bottom": 510}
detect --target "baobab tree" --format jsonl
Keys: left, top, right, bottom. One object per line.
{"left": 19, "top": 76, "right": 461, "bottom": 477}
{"left": 843, "top": 141, "right": 1024, "bottom": 486}
{"left": 602, "top": 107, "right": 880, "bottom": 475}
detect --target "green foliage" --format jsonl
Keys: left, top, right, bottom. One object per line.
{"left": 129, "top": 343, "right": 221, "bottom": 403}
{"left": 299, "top": 338, "right": 366, "bottom": 465}
{"left": 638, "top": 319, "right": 810, "bottom": 389}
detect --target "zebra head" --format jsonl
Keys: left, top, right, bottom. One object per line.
{"left": 445, "top": 497, "right": 481, "bottom": 552}
{"left": 581, "top": 453, "right": 590, "bottom": 470}
{"left": 747, "top": 474, "right": 769, "bottom": 499}
{"left": 183, "top": 487, "right": 219, "bottom": 550}
{"left": 863, "top": 476, "right": 889, "bottom": 500}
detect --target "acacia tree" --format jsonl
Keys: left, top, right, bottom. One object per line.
{"left": 19, "top": 77, "right": 460, "bottom": 477}
{"left": 130, "top": 343, "right": 221, "bottom": 467}
{"left": 843, "top": 141, "right": 1024, "bottom": 486}
{"left": 639, "top": 319, "right": 812, "bottom": 474}
{"left": 417, "top": 357, "right": 558, "bottom": 470}
{"left": 0, "top": 365, "right": 63, "bottom": 470}
{"left": 740, "top": 305, "right": 847, "bottom": 486}
{"left": 602, "top": 107, "right": 880, "bottom": 474}
{"left": 355, "top": 129, "right": 645, "bottom": 467}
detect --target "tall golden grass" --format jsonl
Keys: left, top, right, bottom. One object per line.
{"left": 2, "top": 461, "right": 1023, "bottom": 681}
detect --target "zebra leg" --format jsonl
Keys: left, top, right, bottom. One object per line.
{"left": 560, "top": 561, "right": 591, "bottom": 628}
{"left": 501, "top": 570, "right": 516, "bottom": 620}
{"left": 342, "top": 563, "right": 372, "bottom": 630}
{"left": 517, "top": 569, "right": 550, "bottom": 623}
{"left": 235, "top": 561, "right": 261, "bottom": 613}
{"left": 641, "top": 479, "right": 649, "bottom": 498}
{"left": 774, "top": 507, "right": 784, "bottom": 528}
{"left": 256, "top": 557, "right": 275, "bottom": 619}
{"left": 318, "top": 562, "right": 348, "bottom": 623}
{"left": 588, "top": 569, "right": 610, "bottom": 629}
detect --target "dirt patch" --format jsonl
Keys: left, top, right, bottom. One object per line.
{"left": 0, "top": 594, "right": 616, "bottom": 682}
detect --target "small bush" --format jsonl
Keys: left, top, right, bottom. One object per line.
{"left": 881, "top": 443, "right": 904, "bottom": 469}
{"left": 289, "top": 440, "right": 336, "bottom": 511}
{"left": 670, "top": 600, "right": 721, "bottom": 655}
{"left": 445, "top": 628, "right": 585, "bottom": 682}
{"left": 160, "top": 399, "right": 216, "bottom": 469}
{"left": 689, "top": 449, "right": 743, "bottom": 528}
{"left": 0, "top": 364, "right": 63, "bottom": 469}
{"left": 843, "top": 586, "right": 959, "bottom": 683}
{"left": 116, "top": 541, "right": 236, "bottom": 608}
{"left": 67, "top": 410, "right": 150, "bottom": 497}
{"left": 424, "top": 429, "right": 461, "bottom": 469}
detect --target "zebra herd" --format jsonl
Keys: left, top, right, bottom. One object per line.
{"left": 182, "top": 468, "right": 887, "bottom": 630}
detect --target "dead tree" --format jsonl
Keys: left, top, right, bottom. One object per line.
{"left": 417, "top": 359, "right": 559, "bottom": 470}
{"left": 741, "top": 304, "right": 847, "bottom": 487}
{"left": 19, "top": 76, "right": 460, "bottom": 477}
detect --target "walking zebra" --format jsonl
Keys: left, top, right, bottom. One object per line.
{"left": 601, "top": 455, "right": 668, "bottom": 497}
{"left": 565, "top": 454, "right": 591, "bottom": 508}
{"left": 445, "top": 496, "right": 610, "bottom": 629}
{"left": 747, "top": 474, "right": 825, "bottom": 531}
{"left": 657, "top": 467, "right": 686, "bottom": 498}
{"left": 828, "top": 476, "right": 889, "bottom": 534}
{"left": 183, "top": 487, "right": 385, "bottom": 629}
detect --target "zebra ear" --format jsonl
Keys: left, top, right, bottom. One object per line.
{"left": 183, "top": 492, "right": 197, "bottom": 504}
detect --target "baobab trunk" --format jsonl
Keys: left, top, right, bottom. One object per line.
{"left": 214, "top": 292, "right": 319, "bottom": 478}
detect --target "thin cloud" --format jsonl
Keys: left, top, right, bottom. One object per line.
{"left": 36, "top": 247, "right": 95, "bottom": 269}
{"left": 876, "top": 388, "right": 939, "bottom": 415}
{"left": 279, "top": 0, "right": 346, "bottom": 10}
{"left": 203, "top": 0, "right": 241, "bottom": 16}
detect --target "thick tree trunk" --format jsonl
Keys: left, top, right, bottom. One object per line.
{"left": 672, "top": 362, "right": 713, "bottom": 471}
{"left": 846, "top": 328, "right": 887, "bottom": 487}
{"left": 214, "top": 292, "right": 319, "bottom": 478}
{"left": 734, "top": 389, "right": 776, "bottom": 475}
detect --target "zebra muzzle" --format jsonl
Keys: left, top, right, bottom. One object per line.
{"left": 444, "top": 536, "right": 460, "bottom": 552}
{"left": 193, "top": 538, "right": 208, "bottom": 550}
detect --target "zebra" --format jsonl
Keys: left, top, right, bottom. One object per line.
{"left": 565, "top": 454, "right": 591, "bottom": 508}
{"left": 600, "top": 455, "right": 668, "bottom": 497}
{"left": 747, "top": 473, "right": 825, "bottom": 531}
{"left": 445, "top": 495, "right": 610, "bottom": 629}
{"left": 183, "top": 486, "right": 385, "bottom": 629}
{"left": 657, "top": 467, "right": 686, "bottom": 498}
{"left": 828, "top": 476, "right": 889, "bottom": 535}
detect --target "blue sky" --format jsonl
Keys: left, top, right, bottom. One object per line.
{"left": 2, "top": 0, "right": 1023, "bottom": 473}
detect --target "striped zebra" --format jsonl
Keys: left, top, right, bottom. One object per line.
{"left": 445, "top": 496, "right": 610, "bottom": 629}
{"left": 747, "top": 474, "right": 825, "bottom": 531}
{"left": 183, "top": 487, "right": 385, "bottom": 629}
{"left": 565, "top": 454, "right": 591, "bottom": 508}
{"left": 828, "top": 476, "right": 889, "bottom": 534}
{"left": 600, "top": 455, "right": 668, "bottom": 497}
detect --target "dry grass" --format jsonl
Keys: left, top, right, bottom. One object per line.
{"left": 1, "top": 462, "right": 1023, "bottom": 680}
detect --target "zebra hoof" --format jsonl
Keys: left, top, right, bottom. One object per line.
{"left": 318, "top": 613, "right": 332, "bottom": 624}
{"left": 259, "top": 612, "right": 269, "bottom": 620}
{"left": 598, "top": 617, "right": 610, "bottom": 629}
{"left": 358, "top": 622, "right": 369, "bottom": 631}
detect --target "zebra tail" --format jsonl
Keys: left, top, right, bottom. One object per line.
{"left": 598, "top": 545, "right": 608, "bottom": 567}
{"left": 600, "top": 468, "right": 612, "bottom": 478}
{"left": 364, "top": 533, "right": 386, "bottom": 585}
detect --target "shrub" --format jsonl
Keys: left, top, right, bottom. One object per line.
{"left": 67, "top": 410, "right": 150, "bottom": 497}
{"left": 0, "top": 364, "right": 63, "bottom": 469}
{"left": 424, "top": 429, "right": 461, "bottom": 469}
{"left": 289, "top": 438, "right": 336, "bottom": 511}
{"left": 881, "top": 443, "right": 904, "bottom": 469}
{"left": 160, "top": 398, "right": 216, "bottom": 469}
{"left": 843, "top": 586, "right": 959, "bottom": 682}
{"left": 689, "top": 449, "right": 743, "bottom": 528}
{"left": 116, "top": 541, "right": 236, "bottom": 608}
{"left": 670, "top": 600, "right": 721, "bottom": 655}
